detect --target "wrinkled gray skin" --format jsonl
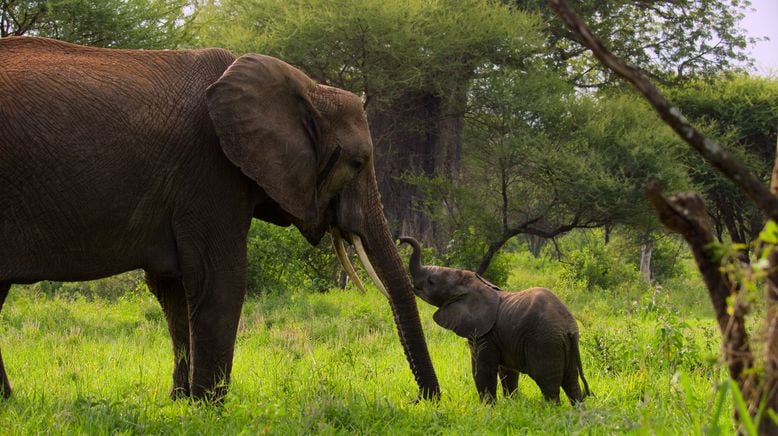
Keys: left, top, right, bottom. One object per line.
{"left": 400, "top": 237, "right": 590, "bottom": 404}
{"left": 0, "top": 37, "right": 440, "bottom": 402}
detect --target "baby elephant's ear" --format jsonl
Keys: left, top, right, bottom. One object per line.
{"left": 433, "top": 286, "right": 499, "bottom": 339}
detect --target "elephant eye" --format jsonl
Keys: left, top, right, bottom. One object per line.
{"left": 427, "top": 276, "right": 434, "bottom": 285}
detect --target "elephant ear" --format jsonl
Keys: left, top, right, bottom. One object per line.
{"left": 433, "top": 284, "right": 500, "bottom": 339}
{"left": 206, "top": 54, "right": 320, "bottom": 224}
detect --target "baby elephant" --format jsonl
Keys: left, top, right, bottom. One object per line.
{"left": 399, "top": 237, "right": 591, "bottom": 404}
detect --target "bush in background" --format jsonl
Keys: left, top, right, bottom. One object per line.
{"left": 442, "top": 227, "right": 512, "bottom": 287}
{"left": 555, "top": 230, "right": 643, "bottom": 293}
{"left": 246, "top": 221, "right": 340, "bottom": 295}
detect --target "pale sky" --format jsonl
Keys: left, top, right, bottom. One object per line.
{"left": 743, "top": 0, "right": 778, "bottom": 75}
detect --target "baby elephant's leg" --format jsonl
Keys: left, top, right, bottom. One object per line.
{"left": 498, "top": 366, "right": 519, "bottom": 397}
{"left": 540, "top": 385, "right": 561, "bottom": 403}
{"left": 469, "top": 338, "right": 500, "bottom": 403}
{"left": 528, "top": 347, "right": 564, "bottom": 403}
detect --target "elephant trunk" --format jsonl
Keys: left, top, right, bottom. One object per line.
{"left": 353, "top": 171, "right": 440, "bottom": 400}
{"left": 398, "top": 236, "right": 425, "bottom": 289}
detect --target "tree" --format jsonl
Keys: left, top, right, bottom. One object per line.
{"left": 410, "top": 66, "right": 691, "bottom": 277}
{"left": 1, "top": 0, "right": 197, "bottom": 48}
{"left": 668, "top": 75, "right": 778, "bottom": 251}
{"left": 546, "top": 0, "right": 778, "bottom": 431}
{"left": 197, "top": 0, "right": 543, "bottom": 246}
{"left": 514, "top": 0, "right": 757, "bottom": 86}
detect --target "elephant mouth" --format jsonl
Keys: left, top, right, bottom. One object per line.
{"left": 331, "top": 227, "right": 390, "bottom": 299}
{"left": 294, "top": 201, "right": 387, "bottom": 298}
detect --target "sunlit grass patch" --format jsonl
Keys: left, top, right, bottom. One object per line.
{"left": 0, "top": 281, "right": 736, "bottom": 434}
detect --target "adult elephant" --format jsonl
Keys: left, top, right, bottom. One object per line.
{"left": 0, "top": 37, "right": 439, "bottom": 402}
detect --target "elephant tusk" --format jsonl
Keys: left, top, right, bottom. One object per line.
{"left": 353, "top": 235, "right": 390, "bottom": 300}
{"left": 332, "top": 232, "right": 367, "bottom": 294}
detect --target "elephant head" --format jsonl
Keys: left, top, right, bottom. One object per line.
{"left": 399, "top": 236, "right": 501, "bottom": 339}
{"left": 205, "top": 55, "right": 439, "bottom": 399}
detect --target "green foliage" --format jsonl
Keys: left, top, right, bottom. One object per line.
{"left": 669, "top": 74, "right": 778, "bottom": 162}
{"left": 760, "top": 221, "right": 778, "bottom": 245}
{"left": 667, "top": 74, "right": 778, "bottom": 247}
{"left": 644, "top": 236, "right": 687, "bottom": 283}
{"left": 514, "top": 0, "right": 755, "bottom": 86}
{"left": 1, "top": 0, "right": 197, "bottom": 48}
{"left": 556, "top": 231, "right": 644, "bottom": 293}
{"left": 246, "top": 221, "right": 339, "bottom": 295}
{"left": 607, "top": 230, "right": 688, "bottom": 282}
{"left": 441, "top": 227, "right": 513, "bottom": 286}
{"left": 32, "top": 271, "right": 147, "bottom": 302}
{"left": 0, "top": 264, "right": 735, "bottom": 433}
{"left": 197, "top": 0, "right": 541, "bottom": 98}
{"left": 413, "top": 72, "right": 693, "bottom": 273}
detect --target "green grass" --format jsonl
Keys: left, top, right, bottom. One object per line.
{"left": 0, "top": 276, "right": 736, "bottom": 434}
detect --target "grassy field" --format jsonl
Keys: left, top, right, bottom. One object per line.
{"left": 0, "top": 259, "right": 737, "bottom": 434}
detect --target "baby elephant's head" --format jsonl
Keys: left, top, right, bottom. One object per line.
{"left": 398, "top": 236, "right": 501, "bottom": 338}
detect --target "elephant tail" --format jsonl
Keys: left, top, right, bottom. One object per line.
{"left": 570, "top": 332, "right": 592, "bottom": 398}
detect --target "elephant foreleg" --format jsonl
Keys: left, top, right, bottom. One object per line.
{"left": 0, "top": 283, "right": 10, "bottom": 398}
{"left": 177, "top": 237, "right": 247, "bottom": 403}
{"left": 498, "top": 366, "right": 519, "bottom": 398}
{"left": 469, "top": 338, "right": 500, "bottom": 403}
{"left": 146, "top": 273, "right": 191, "bottom": 399}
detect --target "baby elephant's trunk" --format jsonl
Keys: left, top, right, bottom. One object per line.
{"left": 399, "top": 236, "right": 425, "bottom": 287}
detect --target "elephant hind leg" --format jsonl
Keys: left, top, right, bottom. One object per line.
{"left": 562, "top": 333, "right": 588, "bottom": 404}
{"left": 0, "top": 283, "right": 11, "bottom": 398}
{"left": 539, "top": 385, "right": 561, "bottom": 403}
{"left": 561, "top": 361, "right": 583, "bottom": 405}
{"left": 146, "top": 273, "right": 191, "bottom": 400}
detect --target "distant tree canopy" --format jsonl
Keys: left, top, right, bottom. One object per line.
{"left": 2, "top": 0, "right": 768, "bottom": 283}
{"left": 667, "top": 75, "right": 778, "bottom": 248}
{"left": 412, "top": 75, "right": 692, "bottom": 274}
{"left": 198, "top": 0, "right": 543, "bottom": 244}
{"left": 513, "top": 0, "right": 757, "bottom": 86}
{"left": 195, "top": 0, "right": 767, "bottom": 278}
{"left": 0, "top": 0, "right": 196, "bottom": 48}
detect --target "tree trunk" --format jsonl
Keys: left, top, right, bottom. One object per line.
{"left": 639, "top": 243, "right": 652, "bottom": 283}
{"left": 527, "top": 235, "right": 547, "bottom": 257}
{"left": 368, "top": 87, "right": 465, "bottom": 249}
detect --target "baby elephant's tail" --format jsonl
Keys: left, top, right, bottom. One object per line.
{"left": 570, "top": 332, "right": 592, "bottom": 398}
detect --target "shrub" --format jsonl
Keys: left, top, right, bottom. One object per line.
{"left": 34, "top": 270, "right": 147, "bottom": 301}
{"left": 246, "top": 221, "right": 339, "bottom": 295}
{"left": 557, "top": 232, "right": 642, "bottom": 293}
{"left": 442, "top": 227, "right": 512, "bottom": 287}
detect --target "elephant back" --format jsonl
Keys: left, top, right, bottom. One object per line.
{"left": 496, "top": 287, "right": 578, "bottom": 339}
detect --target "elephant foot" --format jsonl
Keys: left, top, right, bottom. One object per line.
{"left": 190, "top": 383, "right": 228, "bottom": 405}
{"left": 169, "top": 385, "right": 190, "bottom": 400}
{"left": 169, "top": 362, "right": 190, "bottom": 400}
{"left": 410, "top": 385, "right": 440, "bottom": 404}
